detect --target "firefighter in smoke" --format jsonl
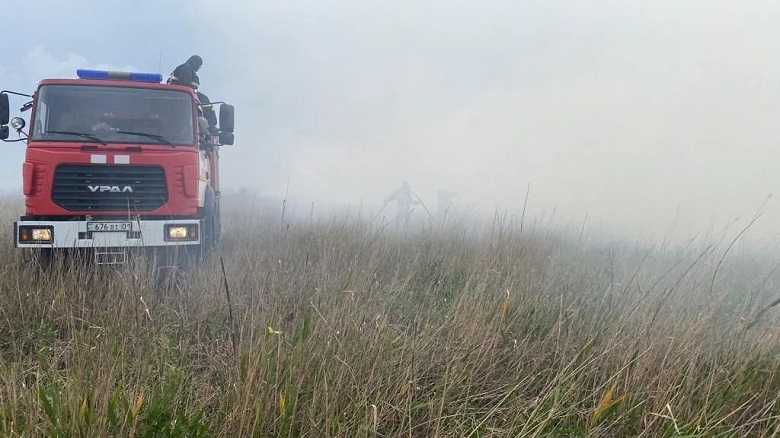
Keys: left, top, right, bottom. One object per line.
{"left": 384, "top": 181, "right": 430, "bottom": 226}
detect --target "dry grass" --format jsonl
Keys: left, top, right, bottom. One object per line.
{"left": 1, "top": 195, "right": 780, "bottom": 437}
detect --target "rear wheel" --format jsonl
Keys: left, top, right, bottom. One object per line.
{"left": 199, "top": 187, "right": 219, "bottom": 259}
{"left": 214, "top": 193, "right": 221, "bottom": 244}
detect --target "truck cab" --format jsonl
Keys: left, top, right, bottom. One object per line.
{"left": 0, "top": 69, "right": 235, "bottom": 265}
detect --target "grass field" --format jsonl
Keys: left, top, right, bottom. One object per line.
{"left": 1, "top": 196, "right": 780, "bottom": 437}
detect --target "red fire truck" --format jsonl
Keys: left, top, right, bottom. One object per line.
{"left": 0, "top": 69, "right": 235, "bottom": 265}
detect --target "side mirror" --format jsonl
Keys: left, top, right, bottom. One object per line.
{"left": 218, "top": 132, "right": 234, "bottom": 146}
{"left": 219, "top": 103, "right": 234, "bottom": 133}
{"left": 0, "top": 93, "right": 9, "bottom": 126}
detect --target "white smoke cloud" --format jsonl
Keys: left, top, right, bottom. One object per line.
{"left": 181, "top": 0, "right": 780, "bottom": 246}
{"left": 12, "top": 46, "right": 139, "bottom": 90}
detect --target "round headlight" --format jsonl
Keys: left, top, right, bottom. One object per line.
{"left": 10, "top": 117, "right": 25, "bottom": 130}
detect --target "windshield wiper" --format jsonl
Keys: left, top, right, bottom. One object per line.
{"left": 114, "top": 130, "right": 175, "bottom": 147}
{"left": 47, "top": 130, "right": 107, "bottom": 145}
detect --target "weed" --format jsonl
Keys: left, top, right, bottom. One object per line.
{"left": 0, "top": 196, "right": 778, "bottom": 436}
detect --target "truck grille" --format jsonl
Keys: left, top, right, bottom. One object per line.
{"left": 52, "top": 164, "right": 168, "bottom": 211}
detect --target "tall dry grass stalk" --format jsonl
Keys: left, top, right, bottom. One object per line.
{"left": 0, "top": 195, "right": 779, "bottom": 436}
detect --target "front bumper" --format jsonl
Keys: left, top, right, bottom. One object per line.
{"left": 14, "top": 219, "right": 202, "bottom": 248}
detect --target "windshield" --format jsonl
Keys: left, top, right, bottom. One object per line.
{"left": 30, "top": 84, "right": 195, "bottom": 145}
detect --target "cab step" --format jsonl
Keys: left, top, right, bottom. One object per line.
{"left": 94, "top": 247, "right": 127, "bottom": 265}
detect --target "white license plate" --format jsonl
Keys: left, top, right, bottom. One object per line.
{"left": 87, "top": 222, "right": 133, "bottom": 232}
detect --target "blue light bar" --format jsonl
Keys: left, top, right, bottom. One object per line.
{"left": 76, "top": 69, "right": 163, "bottom": 83}
{"left": 128, "top": 72, "right": 164, "bottom": 82}
{"left": 76, "top": 69, "right": 110, "bottom": 80}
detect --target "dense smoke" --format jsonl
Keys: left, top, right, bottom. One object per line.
{"left": 3, "top": 1, "right": 780, "bottom": 245}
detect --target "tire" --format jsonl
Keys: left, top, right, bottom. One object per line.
{"left": 149, "top": 247, "right": 188, "bottom": 293}
{"left": 29, "top": 248, "right": 54, "bottom": 270}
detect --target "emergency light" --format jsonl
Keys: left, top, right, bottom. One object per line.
{"left": 76, "top": 69, "right": 163, "bottom": 83}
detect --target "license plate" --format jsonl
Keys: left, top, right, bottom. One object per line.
{"left": 87, "top": 222, "right": 133, "bottom": 232}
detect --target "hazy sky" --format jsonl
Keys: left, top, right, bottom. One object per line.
{"left": 3, "top": 1, "right": 780, "bottom": 244}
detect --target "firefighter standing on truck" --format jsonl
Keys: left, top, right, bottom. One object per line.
{"left": 167, "top": 55, "right": 218, "bottom": 135}
{"left": 168, "top": 55, "right": 202, "bottom": 89}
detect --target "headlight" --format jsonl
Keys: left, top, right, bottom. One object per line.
{"left": 19, "top": 226, "right": 53, "bottom": 243}
{"left": 168, "top": 226, "right": 188, "bottom": 239}
{"left": 32, "top": 229, "right": 52, "bottom": 241}
{"left": 164, "top": 224, "right": 199, "bottom": 242}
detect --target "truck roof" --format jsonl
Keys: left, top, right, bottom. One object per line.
{"left": 38, "top": 78, "right": 196, "bottom": 94}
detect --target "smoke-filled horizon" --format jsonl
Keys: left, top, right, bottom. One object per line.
{"left": 2, "top": 0, "right": 780, "bottom": 246}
